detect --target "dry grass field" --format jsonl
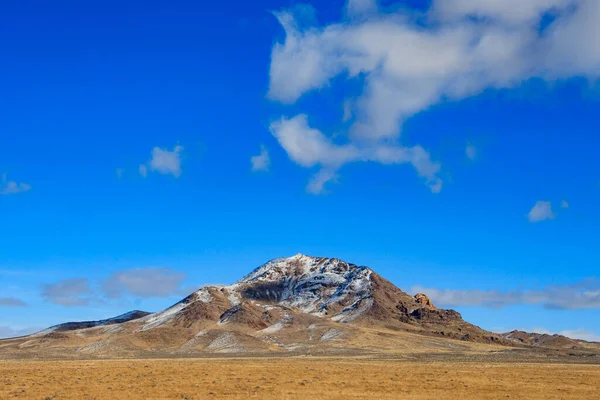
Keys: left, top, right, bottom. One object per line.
{"left": 1, "top": 358, "right": 599, "bottom": 400}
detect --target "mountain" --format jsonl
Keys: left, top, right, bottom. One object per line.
{"left": 1, "top": 254, "right": 599, "bottom": 359}
{"left": 139, "top": 254, "right": 503, "bottom": 343}
{"left": 501, "top": 330, "right": 584, "bottom": 348}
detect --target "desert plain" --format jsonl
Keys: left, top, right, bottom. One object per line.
{"left": 1, "top": 356, "right": 600, "bottom": 400}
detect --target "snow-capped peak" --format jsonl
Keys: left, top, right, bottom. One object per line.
{"left": 138, "top": 255, "right": 377, "bottom": 331}
{"left": 238, "top": 254, "right": 369, "bottom": 284}
{"left": 236, "top": 255, "right": 375, "bottom": 320}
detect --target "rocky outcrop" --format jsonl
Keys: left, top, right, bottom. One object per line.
{"left": 414, "top": 293, "right": 435, "bottom": 309}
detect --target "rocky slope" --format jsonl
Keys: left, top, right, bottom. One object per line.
{"left": 501, "top": 330, "right": 584, "bottom": 348}
{"left": 1, "top": 255, "right": 598, "bottom": 358}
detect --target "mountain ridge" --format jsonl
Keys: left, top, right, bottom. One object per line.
{"left": 1, "top": 254, "right": 599, "bottom": 359}
{"left": 35, "top": 310, "right": 152, "bottom": 335}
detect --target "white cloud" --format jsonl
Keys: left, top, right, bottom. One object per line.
{"left": 541, "top": 1, "right": 600, "bottom": 78}
{"left": 431, "top": 0, "right": 573, "bottom": 24}
{"left": 138, "top": 145, "right": 183, "bottom": 178}
{"left": 0, "top": 173, "right": 31, "bottom": 195}
{"left": 411, "top": 278, "right": 600, "bottom": 310}
{"left": 270, "top": 114, "right": 442, "bottom": 194}
{"left": 306, "top": 169, "right": 338, "bottom": 195}
{"left": 345, "top": 0, "right": 378, "bottom": 17}
{"left": 102, "top": 268, "right": 188, "bottom": 299}
{"left": 561, "top": 200, "right": 569, "bottom": 208}
{"left": 250, "top": 145, "right": 271, "bottom": 172}
{"left": 466, "top": 144, "right": 477, "bottom": 160}
{"left": 429, "top": 179, "right": 443, "bottom": 194}
{"left": 270, "top": 115, "right": 358, "bottom": 168}
{"left": 116, "top": 168, "right": 125, "bottom": 179}
{"left": 137, "top": 145, "right": 184, "bottom": 178}
{"left": 149, "top": 145, "right": 184, "bottom": 177}
{"left": 528, "top": 200, "right": 555, "bottom": 222}
{"left": 267, "top": 0, "right": 600, "bottom": 194}
{"left": 342, "top": 100, "right": 353, "bottom": 122}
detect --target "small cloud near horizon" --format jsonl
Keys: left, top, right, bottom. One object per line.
{"left": 40, "top": 268, "right": 191, "bottom": 307}
{"left": 411, "top": 277, "right": 600, "bottom": 310}
{"left": 0, "top": 297, "right": 27, "bottom": 307}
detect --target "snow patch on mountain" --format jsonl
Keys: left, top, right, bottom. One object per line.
{"left": 320, "top": 328, "right": 343, "bottom": 341}
{"left": 196, "top": 288, "right": 212, "bottom": 303}
{"left": 260, "top": 314, "right": 293, "bottom": 334}
{"left": 140, "top": 301, "right": 188, "bottom": 331}
{"left": 332, "top": 297, "right": 375, "bottom": 323}
{"left": 237, "top": 254, "right": 375, "bottom": 320}
{"left": 225, "top": 286, "right": 242, "bottom": 306}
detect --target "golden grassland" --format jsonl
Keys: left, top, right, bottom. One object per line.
{"left": 1, "top": 357, "right": 599, "bottom": 400}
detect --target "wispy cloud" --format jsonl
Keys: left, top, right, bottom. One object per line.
{"left": 345, "top": 0, "right": 377, "bottom": 17}
{"left": 0, "top": 326, "right": 43, "bottom": 340}
{"left": 40, "top": 268, "right": 191, "bottom": 307}
{"left": 270, "top": 115, "right": 441, "bottom": 194}
{"left": 0, "top": 173, "right": 31, "bottom": 195}
{"left": 528, "top": 201, "right": 555, "bottom": 223}
{"left": 306, "top": 169, "right": 339, "bottom": 195}
{"left": 250, "top": 145, "right": 271, "bottom": 172}
{"left": 561, "top": 200, "right": 570, "bottom": 209}
{"left": 0, "top": 297, "right": 27, "bottom": 307}
{"left": 41, "top": 278, "right": 95, "bottom": 307}
{"left": 139, "top": 164, "right": 148, "bottom": 178}
{"left": 558, "top": 329, "right": 600, "bottom": 342}
{"left": 411, "top": 278, "right": 600, "bottom": 310}
{"left": 101, "top": 268, "right": 189, "bottom": 299}
{"left": 267, "top": 0, "right": 600, "bottom": 193}
{"left": 466, "top": 144, "right": 477, "bottom": 161}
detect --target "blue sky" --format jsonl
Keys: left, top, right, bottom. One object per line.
{"left": 1, "top": 0, "right": 599, "bottom": 341}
